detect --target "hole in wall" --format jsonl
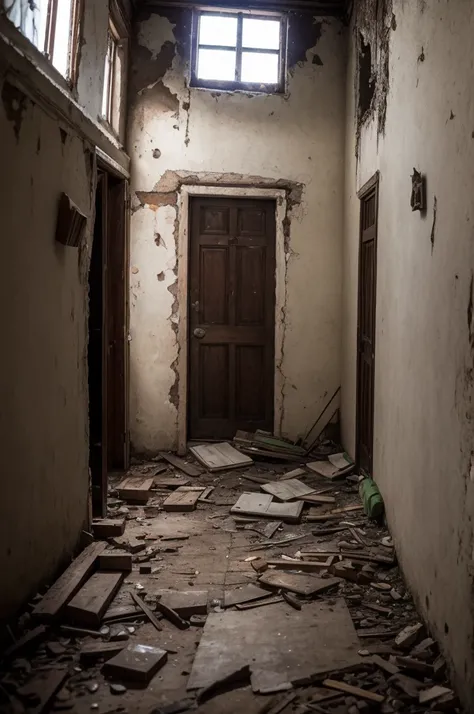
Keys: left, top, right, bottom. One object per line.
{"left": 358, "top": 33, "right": 375, "bottom": 118}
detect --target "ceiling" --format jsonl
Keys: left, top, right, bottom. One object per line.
{"left": 137, "top": 0, "right": 347, "bottom": 16}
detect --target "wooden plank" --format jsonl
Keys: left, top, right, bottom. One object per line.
{"left": 131, "top": 592, "right": 163, "bottom": 632}
{"left": 153, "top": 474, "right": 191, "bottom": 488}
{"left": 223, "top": 585, "right": 272, "bottom": 607}
{"left": 91, "top": 518, "right": 125, "bottom": 538}
{"left": 306, "top": 461, "right": 339, "bottom": 478}
{"left": 163, "top": 486, "right": 204, "bottom": 512}
{"left": 66, "top": 571, "right": 124, "bottom": 627}
{"left": 235, "top": 595, "right": 284, "bottom": 610}
{"left": 3, "top": 626, "right": 48, "bottom": 659}
{"left": 266, "top": 559, "right": 331, "bottom": 572}
{"left": 277, "top": 468, "right": 307, "bottom": 481}
{"left": 322, "top": 679, "right": 385, "bottom": 703}
{"left": 258, "top": 571, "right": 342, "bottom": 596}
{"left": 117, "top": 476, "right": 154, "bottom": 502}
{"left": 80, "top": 640, "right": 127, "bottom": 664}
{"left": 187, "top": 599, "right": 361, "bottom": 691}
{"left": 266, "top": 500, "right": 304, "bottom": 523}
{"left": 230, "top": 493, "right": 303, "bottom": 523}
{"left": 103, "top": 604, "right": 141, "bottom": 622}
{"left": 32, "top": 542, "right": 106, "bottom": 621}
{"left": 17, "top": 670, "right": 68, "bottom": 714}
{"left": 102, "top": 643, "right": 168, "bottom": 683}
{"left": 189, "top": 442, "right": 253, "bottom": 472}
{"left": 155, "top": 600, "right": 190, "bottom": 630}
{"left": 260, "top": 479, "right": 315, "bottom": 501}
{"left": 155, "top": 590, "right": 208, "bottom": 619}
{"left": 301, "top": 494, "right": 336, "bottom": 505}
{"left": 159, "top": 452, "right": 202, "bottom": 477}
{"left": 97, "top": 553, "right": 132, "bottom": 571}
{"left": 239, "top": 446, "right": 300, "bottom": 462}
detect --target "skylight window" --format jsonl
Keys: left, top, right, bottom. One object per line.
{"left": 191, "top": 11, "right": 286, "bottom": 93}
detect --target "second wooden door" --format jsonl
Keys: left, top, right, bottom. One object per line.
{"left": 189, "top": 197, "right": 276, "bottom": 439}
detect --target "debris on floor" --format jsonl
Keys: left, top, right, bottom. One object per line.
{"left": 0, "top": 446, "right": 460, "bottom": 714}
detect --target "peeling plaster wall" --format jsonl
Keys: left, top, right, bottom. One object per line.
{"left": 0, "top": 79, "right": 93, "bottom": 618}
{"left": 128, "top": 10, "right": 347, "bottom": 453}
{"left": 342, "top": 1, "right": 474, "bottom": 707}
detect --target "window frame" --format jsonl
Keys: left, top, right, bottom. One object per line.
{"left": 40, "top": 0, "right": 82, "bottom": 85}
{"left": 190, "top": 9, "right": 287, "bottom": 94}
{"left": 101, "top": 21, "right": 119, "bottom": 128}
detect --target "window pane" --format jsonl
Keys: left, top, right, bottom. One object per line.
{"left": 52, "top": 0, "right": 73, "bottom": 77}
{"left": 199, "top": 15, "right": 237, "bottom": 47}
{"left": 102, "top": 34, "right": 113, "bottom": 118}
{"left": 241, "top": 52, "right": 279, "bottom": 84}
{"left": 197, "top": 49, "right": 236, "bottom": 81}
{"left": 242, "top": 18, "right": 280, "bottom": 50}
{"left": 37, "top": 0, "right": 49, "bottom": 52}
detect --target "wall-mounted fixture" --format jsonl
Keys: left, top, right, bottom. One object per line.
{"left": 55, "top": 193, "right": 87, "bottom": 247}
{"left": 411, "top": 168, "right": 426, "bottom": 212}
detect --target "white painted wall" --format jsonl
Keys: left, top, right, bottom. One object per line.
{"left": 128, "top": 10, "right": 347, "bottom": 453}
{"left": 342, "top": 1, "right": 474, "bottom": 707}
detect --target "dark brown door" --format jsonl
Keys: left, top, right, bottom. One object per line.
{"left": 356, "top": 175, "right": 379, "bottom": 475}
{"left": 106, "top": 177, "right": 130, "bottom": 471}
{"left": 189, "top": 197, "right": 276, "bottom": 439}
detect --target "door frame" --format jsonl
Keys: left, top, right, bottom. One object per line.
{"left": 355, "top": 171, "right": 379, "bottom": 475}
{"left": 177, "top": 185, "right": 287, "bottom": 455}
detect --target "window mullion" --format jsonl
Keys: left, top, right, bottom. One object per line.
{"left": 45, "top": 0, "right": 58, "bottom": 58}
{"left": 235, "top": 13, "right": 243, "bottom": 82}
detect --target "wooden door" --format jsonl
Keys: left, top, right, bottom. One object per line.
{"left": 106, "top": 177, "right": 130, "bottom": 471}
{"left": 356, "top": 175, "right": 379, "bottom": 475}
{"left": 89, "top": 172, "right": 108, "bottom": 517}
{"left": 189, "top": 197, "right": 276, "bottom": 439}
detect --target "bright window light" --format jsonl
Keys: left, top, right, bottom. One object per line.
{"left": 52, "top": 0, "right": 73, "bottom": 76}
{"left": 197, "top": 49, "right": 236, "bottom": 81}
{"left": 241, "top": 52, "right": 279, "bottom": 84}
{"left": 193, "top": 11, "right": 285, "bottom": 92}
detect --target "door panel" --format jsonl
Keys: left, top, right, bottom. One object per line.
{"left": 189, "top": 197, "right": 276, "bottom": 439}
{"left": 356, "top": 177, "right": 379, "bottom": 475}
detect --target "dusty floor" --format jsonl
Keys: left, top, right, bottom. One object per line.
{"left": 0, "top": 457, "right": 460, "bottom": 713}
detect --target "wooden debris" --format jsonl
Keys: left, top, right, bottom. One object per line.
{"left": 224, "top": 584, "right": 272, "bottom": 607}
{"left": 59, "top": 625, "right": 103, "bottom": 638}
{"left": 80, "top": 640, "right": 127, "bottom": 664}
{"left": 258, "top": 571, "right": 341, "bottom": 596}
{"left": 243, "top": 474, "right": 275, "bottom": 485}
{"left": 153, "top": 475, "right": 191, "bottom": 489}
{"left": 419, "top": 685, "right": 452, "bottom": 705}
{"left": 250, "top": 534, "right": 310, "bottom": 551}
{"left": 395, "top": 622, "right": 424, "bottom": 650}
{"left": 260, "top": 479, "right": 315, "bottom": 502}
{"left": 17, "top": 670, "right": 68, "bottom": 714}
{"left": 66, "top": 571, "right": 124, "bottom": 627}
{"left": 103, "top": 643, "right": 168, "bottom": 683}
{"left": 163, "top": 486, "right": 204, "bottom": 512}
{"left": 92, "top": 518, "right": 125, "bottom": 538}
{"left": 155, "top": 599, "right": 190, "bottom": 629}
{"left": 433, "top": 654, "right": 447, "bottom": 679}
{"left": 231, "top": 492, "right": 304, "bottom": 523}
{"left": 262, "top": 520, "right": 282, "bottom": 538}
{"left": 281, "top": 591, "right": 301, "bottom": 610}
{"left": 371, "top": 654, "right": 399, "bottom": 675}
{"left": 32, "top": 542, "right": 106, "bottom": 621}
{"left": 2, "top": 625, "right": 48, "bottom": 660}
{"left": 251, "top": 557, "right": 269, "bottom": 573}
{"left": 190, "top": 442, "right": 253, "bottom": 472}
{"left": 264, "top": 692, "right": 297, "bottom": 714}
{"left": 396, "top": 655, "right": 433, "bottom": 676}
{"left": 98, "top": 553, "right": 132, "bottom": 571}
{"left": 391, "top": 674, "right": 424, "bottom": 698}
{"left": 110, "top": 535, "right": 146, "bottom": 553}
{"left": 235, "top": 595, "right": 284, "bottom": 610}
{"left": 198, "top": 486, "right": 215, "bottom": 502}
{"left": 117, "top": 476, "right": 154, "bottom": 503}
{"left": 322, "top": 679, "right": 384, "bottom": 703}
{"left": 277, "top": 468, "right": 307, "bottom": 481}
{"left": 301, "top": 494, "right": 336, "bottom": 505}
{"left": 196, "top": 664, "right": 251, "bottom": 704}
{"left": 103, "top": 604, "right": 142, "bottom": 623}
{"left": 130, "top": 592, "right": 163, "bottom": 632}
{"left": 266, "top": 559, "right": 330, "bottom": 572}
{"left": 155, "top": 590, "right": 208, "bottom": 619}
{"left": 159, "top": 452, "right": 202, "bottom": 477}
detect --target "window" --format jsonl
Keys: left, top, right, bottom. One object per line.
{"left": 101, "top": 18, "right": 126, "bottom": 136}
{"left": 3, "top": 0, "right": 81, "bottom": 81}
{"left": 191, "top": 11, "right": 287, "bottom": 93}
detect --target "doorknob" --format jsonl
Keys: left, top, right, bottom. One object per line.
{"left": 193, "top": 327, "right": 206, "bottom": 339}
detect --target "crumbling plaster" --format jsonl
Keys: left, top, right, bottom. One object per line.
{"left": 342, "top": 0, "right": 474, "bottom": 708}
{"left": 128, "top": 9, "right": 347, "bottom": 453}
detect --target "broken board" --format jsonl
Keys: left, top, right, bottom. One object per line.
{"left": 153, "top": 475, "right": 191, "bottom": 489}
{"left": 223, "top": 584, "right": 272, "bottom": 608}
{"left": 260, "top": 479, "right": 315, "bottom": 501}
{"left": 32, "top": 542, "right": 106, "bottom": 621}
{"left": 159, "top": 452, "right": 202, "bottom": 477}
{"left": 117, "top": 476, "right": 154, "bottom": 502}
{"left": 190, "top": 442, "right": 253, "bottom": 472}
{"left": 258, "top": 571, "right": 341, "bottom": 596}
{"left": 187, "top": 599, "right": 361, "bottom": 691}
{"left": 17, "top": 670, "right": 68, "bottom": 714}
{"left": 92, "top": 518, "right": 126, "bottom": 538}
{"left": 102, "top": 643, "right": 168, "bottom": 683}
{"left": 231, "top": 493, "right": 303, "bottom": 524}
{"left": 66, "top": 571, "right": 124, "bottom": 627}
{"left": 163, "top": 486, "right": 204, "bottom": 512}
{"left": 155, "top": 590, "right": 208, "bottom": 619}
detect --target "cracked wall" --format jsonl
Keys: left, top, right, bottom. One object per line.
{"left": 342, "top": 1, "right": 474, "bottom": 708}
{"left": 128, "top": 9, "right": 346, "bottom": 453}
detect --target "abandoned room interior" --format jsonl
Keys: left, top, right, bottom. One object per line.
{"left": 0, "top": 0, "right": 473, "bottom": 711}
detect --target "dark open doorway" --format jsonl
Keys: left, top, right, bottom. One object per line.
{"left": 88, "top": 166, "right": 130, "bottom": 518}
